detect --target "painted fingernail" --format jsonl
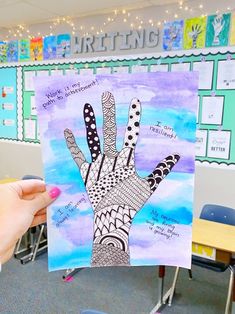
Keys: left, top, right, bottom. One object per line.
{"left": 49, "top": 187, "right": 61, "bottom": 199}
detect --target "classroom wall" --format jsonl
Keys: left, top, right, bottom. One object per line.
{"left": 1, "top": 4, "right": 235, "bottom": 217}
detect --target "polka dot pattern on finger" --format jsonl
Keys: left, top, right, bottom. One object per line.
{"left": 83, "top": 103, "right": 101, "bottom": 161}
{"left": 123, "top": 98, "right": 141, "bottom": 149}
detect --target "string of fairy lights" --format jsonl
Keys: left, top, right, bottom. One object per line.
{"left": 2, "top": 1, "right": 235, "bottom": 42}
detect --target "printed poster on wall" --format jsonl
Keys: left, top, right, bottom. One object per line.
{"left": 35, "top": 71, "right": 197, "bottom": 271}
{"left": 7, "top": 40, "right": 18, "bottom": 62}
{"left": 19, "top": 39, "right": 30, "bottom": 61}
{"left": 30, "top": 37, "right": 43, "bottom": 61}
{"left": 57, "top": 34, "right": 71, "bottom": 58}
{"left": 0, "top": 41, "right": 7, "bottom": 63}
{"left": 206, "top": 13, "right": 231, "bottom": 47}
{"left": 43, "top": 35, "right": 57, "bottom": 60}
{"left": 184, "top": 17, "right": 206, "bottom": 49}
{"left": 163, "top": 20, "right": 184, "bottom": 51}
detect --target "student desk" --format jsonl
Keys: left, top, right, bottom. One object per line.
{"left": 150, "top": 218, "right": 235, "bottom": 314}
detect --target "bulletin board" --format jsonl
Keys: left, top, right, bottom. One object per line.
{"left": 0, "top": 47, "right": 235, "bottom": 168}
{"left": 0, "top": 67, "right": 18, "bottom": 140}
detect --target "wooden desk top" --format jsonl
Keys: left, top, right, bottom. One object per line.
{"left": 193, "top": 218, "right": 235, "bottom": 253}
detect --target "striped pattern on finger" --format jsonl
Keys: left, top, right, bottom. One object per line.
{"left": 102, "top": 91, "right": 117, "bottom": 158}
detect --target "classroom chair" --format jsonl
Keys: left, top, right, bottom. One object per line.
{"left": 14, "top": 175, "right": 48, "bottom": 264}
{"left": 168, "top": 204, "right": 235, "bottom": 314}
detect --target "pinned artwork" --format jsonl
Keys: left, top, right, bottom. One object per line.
{"left": 206, "top": 13, "right": 231, "bottom": 47}
{"left": 30, "top": 37, "right": 43, "bottom": 61}
{"left": 184, "top": 17, "right": 206, "bottom": 49}
{"left": 7, "top": 40, "right": 18, "bottom": 62}
{"left": 35, "top": 71, "right": 197, "bottom": 271}
{"left": 0, "top": 41, "right": 7, "bottom": 63}
{"left": 19, "top": 39, "right": 30, "bottom": 61}
{"left": 43, "top": 36, "right": 57, "bottom": 60}
{"left": 163, "top": 20, "right": 184, "bottom": 51}
{"left": 230, "top": 13, "right": 235, "bottom": 46}
{"left": 57, "top": 34, "right": 71, "bottom": 58}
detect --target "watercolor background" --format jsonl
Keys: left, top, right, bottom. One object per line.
{"left": 35, "top": 72, "right": 198, "bottom": 271}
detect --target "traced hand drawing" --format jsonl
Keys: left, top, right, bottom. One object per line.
{"left": 64, "top": 91, "right": 180, "bottom": 266}
{"left": 212, "top": 15, "right": 225, "bottom": 45}
{"left": 189, "top": 24, "right": 202, "bottom": 48}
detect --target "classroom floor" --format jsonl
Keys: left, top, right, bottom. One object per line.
{"left": 0, "top": 253, "right": 229, "bottom": 314}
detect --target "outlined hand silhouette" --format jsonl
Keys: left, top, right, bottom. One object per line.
{"left": 64, "top": 91, "right": 180, "bottom": 266}
{"left": 212, "top": 15, "right": 225, "bottom": 45}
{"left": 189, "top": 24, "right": 202, "bottom": 48}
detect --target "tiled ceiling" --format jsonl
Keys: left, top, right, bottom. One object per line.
{"left": 0, "top": 0, "right": 178, "bottom": 28}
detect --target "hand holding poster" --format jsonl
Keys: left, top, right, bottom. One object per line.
{"left": 34, "top": 72, "right": 198, "bottom": 271}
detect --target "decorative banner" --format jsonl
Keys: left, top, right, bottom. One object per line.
{"left": 230, "top": 13, "right": 235, "bottom": 45}
{"left": 30, "top": 37, "right": 43, "bottom": 61}
{"left": 35, "top": 71, "right": 197, "bottom": 271}
{"left": 184, "top": 17, "right": 206, "bottom": 49}
{"left": 19, "top": 39, "right": 30, "bottom": 61}
{"left": 206, "top": 13, "right": 231, "bottom": 47}
{"left": 57, "top": 34, "right": 71, "bottom": 58}
{"left": 163, "top": 20, "right": 184, "bottom": 51}
{"left": 43, "top": 35, "right": 57, "bottom": 60}
{"left": 7, "top": 40, "right": 18, "bottom": 62}
{"left": 0, "top": 41, "right": 7, "bottom": 63}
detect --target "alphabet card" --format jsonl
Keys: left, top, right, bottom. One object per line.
{"left": 34, "top": 71, "right": 198, "bottom": 271}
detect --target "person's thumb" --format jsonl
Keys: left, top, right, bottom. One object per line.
{"left": 24, "top": 187, "right": 61, "bottom": 214}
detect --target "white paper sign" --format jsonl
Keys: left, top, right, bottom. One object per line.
{"left": 201, "top": 96, "right": 224, "bottom": 125}
{"left": 150, "top": 64, "right": 169, "bottom": 72}
{"left": 36, "top": 70, "right": 49, "bottom": 77}
{"left": 192, "top": 61, "right": 214, "bottom": 90}
{"left": 217, "top": 60, "right": 235, "bottom": 89}
{"left": 96, "top": 67, "right": 111, "bottom": 74}
{"left": 171, "top": 63, "right": 190, "bottom": 72}
{"left": 3, "top": 86, "right": 14, "bottom": 94}
{"left": 207, "top": 130, "right": 231, "bottom": 159}
{"left": 50, "top": 70, "right": 64, "bottom": 76}
{"left": 24, "top": 119, "right": 36, "bottom": 140}
{"left": 195, "top": 129, "right": 207, "bottom": 157}
{"left": 112, "top": 66, "right": 129, "bottom": 73}
{"left": 2, "top": 103, "right": 14, "bottom": 110}
{"left": 2, "top": 119, "right": 15, "bottom": 126}
{"left": 24, "top": 71, "right": 35, "bottom": 91}
{"left": 79, "top": 68, "right": 94, "bottom": 76}
{"left": 30, "top": 95, "right": 37, "bottom": 115}
{"left": 131, "top": 65, "right": 148, "bottom": 73}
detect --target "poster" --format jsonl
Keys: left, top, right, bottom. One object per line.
{"left": 195, "top": 129, "right": 207, "bottom": 157}
{"left": 192, "top": 61, "right": 214, "bottom": 90}
{"left": 19, "top": 39, "right": 30, "bottom": 61}
{"left": 230, "top": 13, "right": 235, "bottom": 46}
{"left": 43, "top": 36, "right": 57, "bottom": 60}
{"left": 184, "top": 17, "right": 206, "bottom": 49}
{"left": 7, "top": 40, "right": 18, "bottom": 62}
{"left": 57, "top": 34, "right": 71, "bottom": 58}
{"left": 30, "top": 37, "right": 43, "bottom": 61}
{"left": 0, "top": 41, "right": 7, "bottom": 63}
{"left": 206, "top": 13, "right": 231, "bottom": 47}
{"left": 163, "top": 20, "right": 184, "bottom": 51}
{"left": 201, "top": 96, "right": 224, "bottom": 125}
{"left": 217, "top": 60, "right": 235, "bottom": 89}
{"left": 207, "top": 130, "right": 231, "bottom": 160}
{"left": 35, "top": 71, "right": 197, "bottom": 271}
